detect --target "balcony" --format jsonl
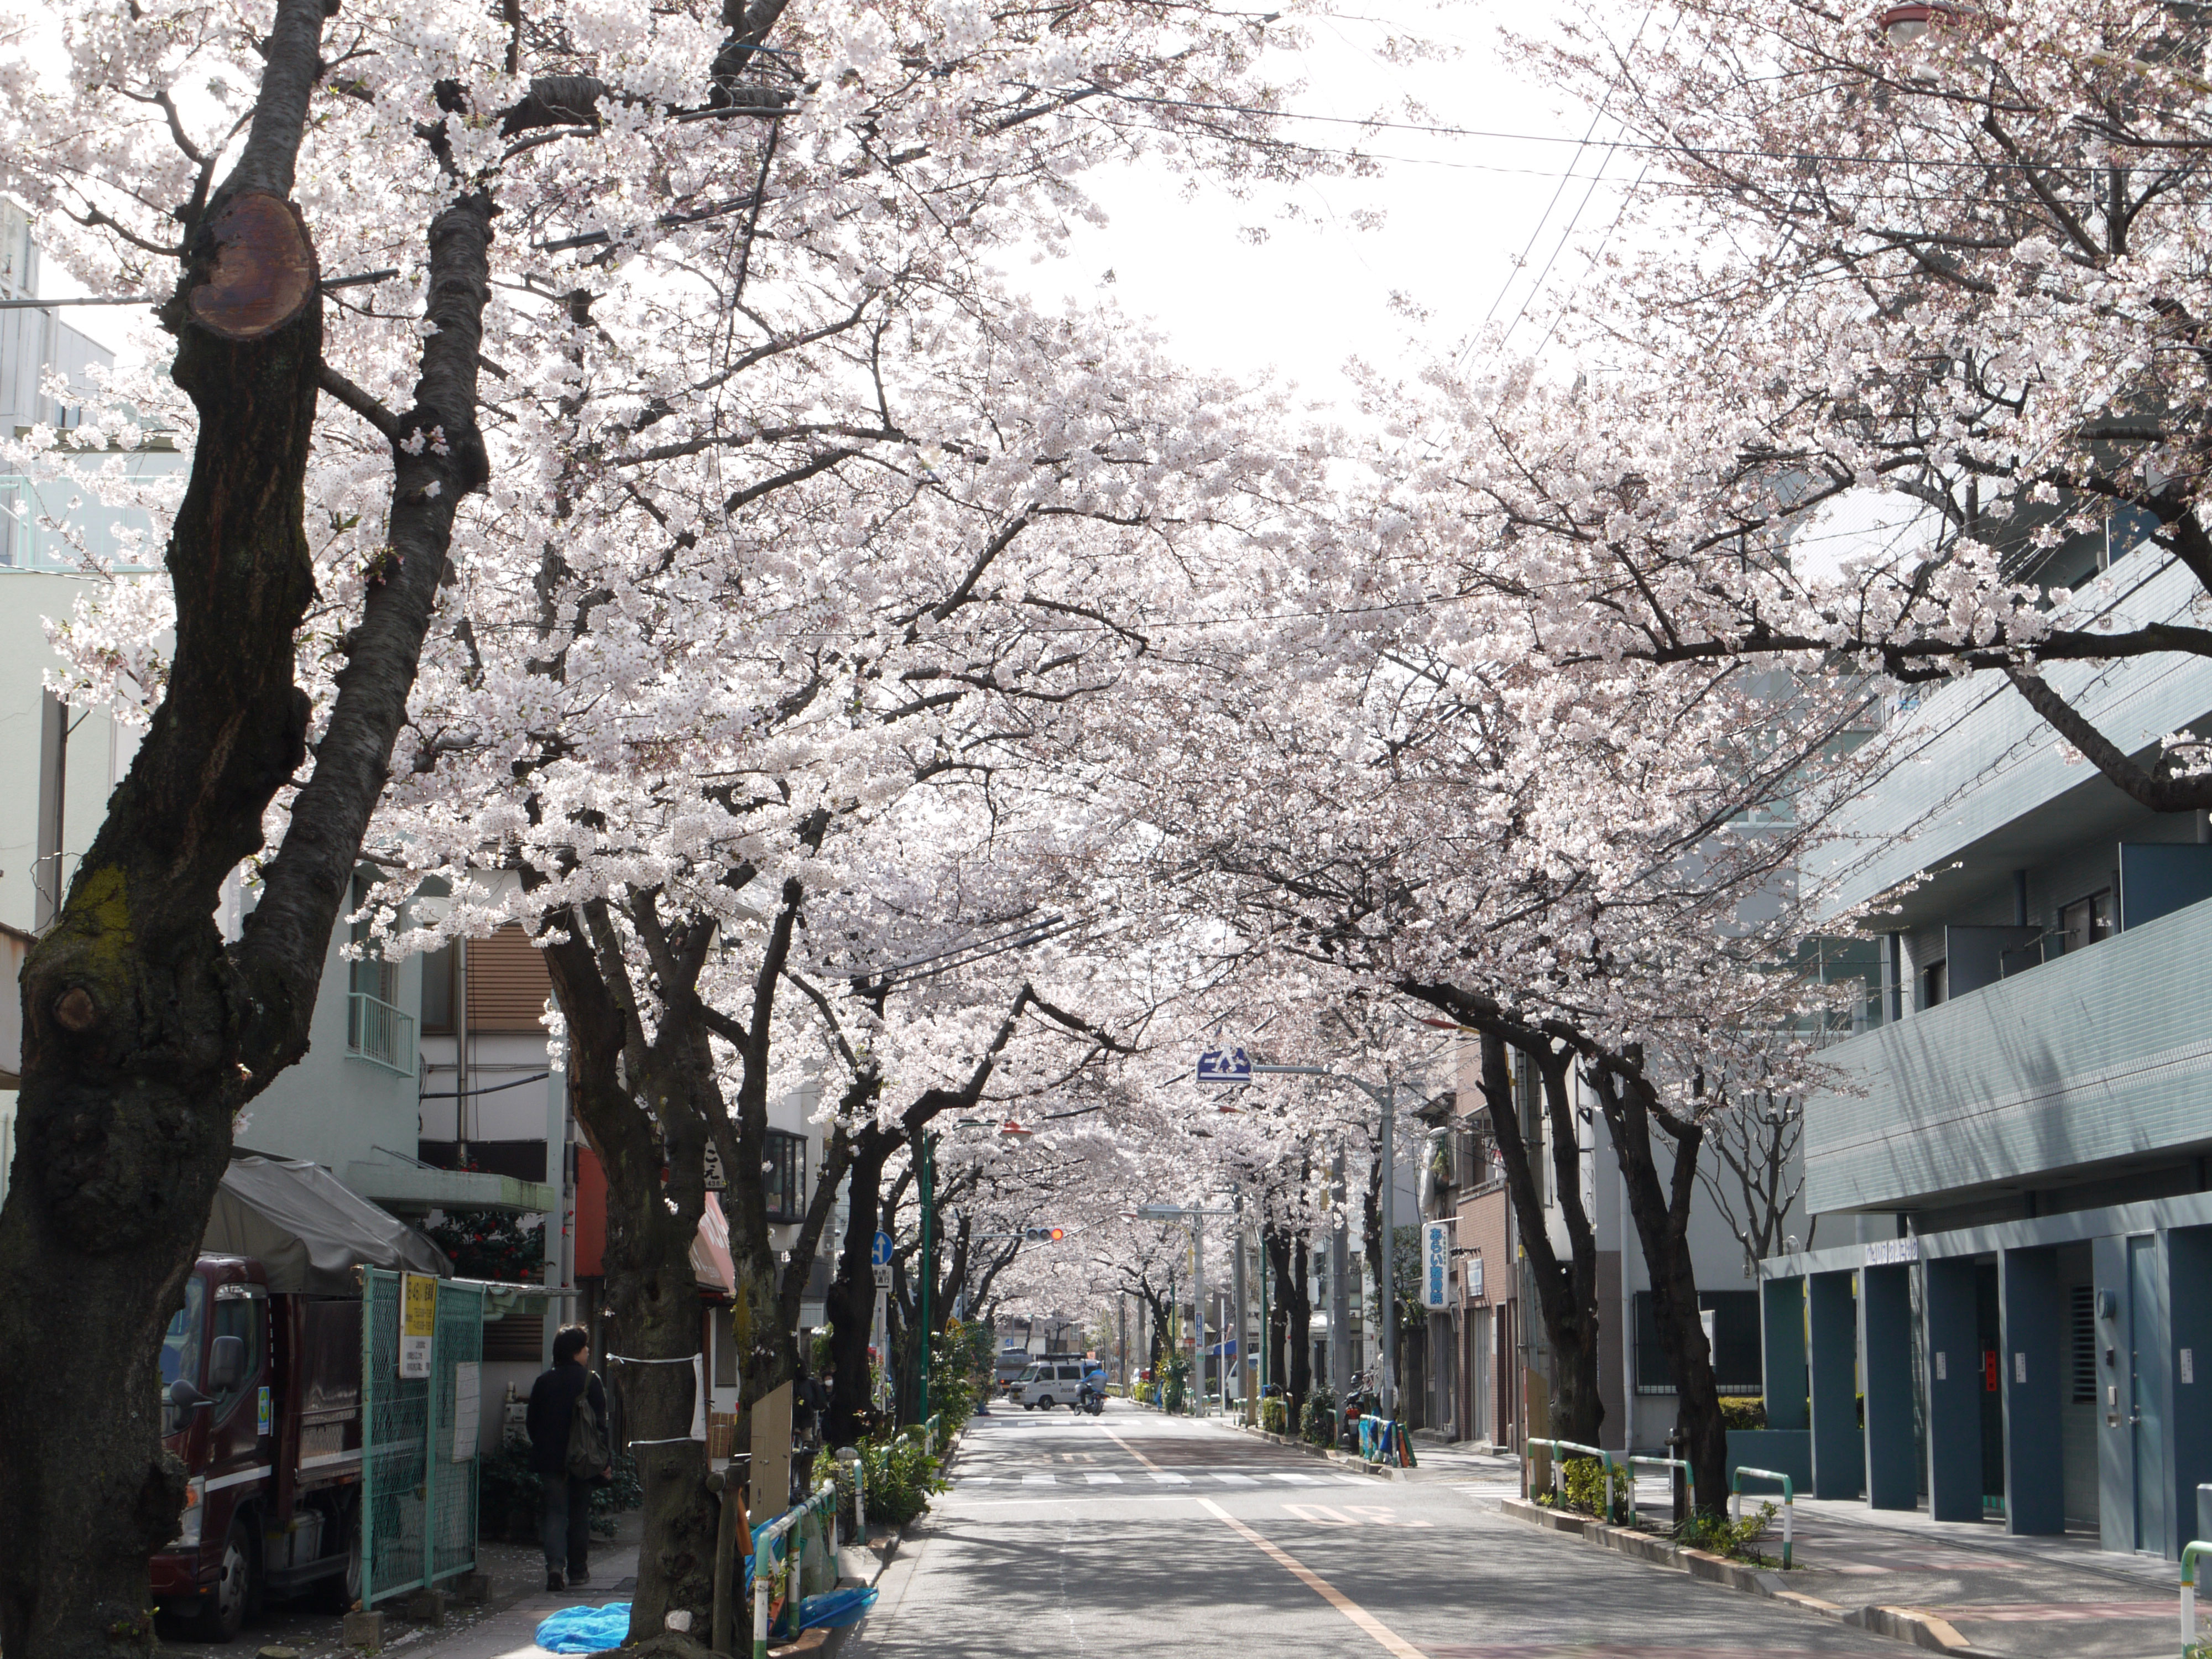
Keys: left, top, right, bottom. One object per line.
{"left": 346, "top": 990, "right": 416, "bottom": 1076}
{"left": 1803, "top": 891, "right": 2212, "bottom": 1214}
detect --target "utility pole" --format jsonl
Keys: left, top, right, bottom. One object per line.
{"left": 1328, "top": 1146, "right": 1349, "bottom": 1399}
{"left": 1232, "top": 1187, "right": 1249, "bottom": 1422}
{"left": 1193, "top": 1204, "right": 1206, "bottom": 1413}
{"left": 1379, "top": 1071, "right": 1397, "bottom": 1423}
{"left": 918, "top": 1131, "right": 935, "bottom": 1420}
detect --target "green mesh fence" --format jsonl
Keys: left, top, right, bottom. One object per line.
{"left": 361, "top": 1270, "right": 484, "bottom": 1604}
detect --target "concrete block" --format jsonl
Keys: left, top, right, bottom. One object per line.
{"left": 451, "top": 1573, "right": 492, "bottom": 1604}
{"left": 401, "top": 1589, "right": 447, "bottom": 1627}
{"left": 341, "top": 1611, "right": 385, "bottom": 1651}
{"left": 766, "top": 1630, "right": 828, "bottom": 1657}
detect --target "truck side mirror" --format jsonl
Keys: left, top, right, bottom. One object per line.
{"left": 208, "top": 1334, "right": 247, "bottom": 1395}
{"left": 169, "top": 1377, "right": 210, "bottom": 1410}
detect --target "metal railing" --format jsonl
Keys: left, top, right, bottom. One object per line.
{"left": 1731, "top": 1465, "right": 1795, "bottom": 1569}
{"left": 1626, "top": 1455, "right": 1694, "bottom": 1528}
{"left": 2182, "top": 1538, "right": 2208, "bottom": 1655}
{"left": 347, "top": 989, "right": 416, "bottom": 1075}
{"left": 1527, "top": 1438, "right": 1622, "bottom": 1524}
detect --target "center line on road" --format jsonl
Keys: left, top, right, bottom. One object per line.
{"left": 1101, "top": 1430, "right": 1163, "bottom": 1472}
{"left": 1196, "top": 1497, "right": 1429, "bottom": 1659}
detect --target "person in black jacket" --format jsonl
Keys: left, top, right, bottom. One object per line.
{"left": 527, "top": 1325, "right": 609, "bottom": 1594}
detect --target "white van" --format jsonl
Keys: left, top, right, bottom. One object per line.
{"left": 1009, "top": 1357, "right": 1099, "bottom": 1410}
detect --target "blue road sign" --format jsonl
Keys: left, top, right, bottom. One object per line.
{"left": 871, "top": 1229, "right": 895, "bottom": 1267}
{"left": 1196, "top": 1047, "right": 1253, "bottom": 1084}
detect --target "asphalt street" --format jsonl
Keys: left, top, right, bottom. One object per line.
{"left": 848, "top": 1404, "right": 1911, "bottom": 1659}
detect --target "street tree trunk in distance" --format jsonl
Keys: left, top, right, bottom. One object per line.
{"left": 1469, "top": 1030, "right": 1606, "bottom": 1448}
{"left": 0, "top": 8, "right": 497, "bottom": 1653}
{"left": 1263, "top": 1224, "right": 1312, "bottom": 1430}
{"left": 1589, "top": 1063, "right": 1728, "bottom": 1516}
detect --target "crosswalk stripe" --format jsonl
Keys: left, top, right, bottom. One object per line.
{"left": 1271, "top": 1473, "right": 1318, "bottom": 1484}
{"left": 1149, "top": 1472, "right": 1192, "bottom": 1485}
{"left": 1022, "top": 1473, "right": 1057, "bottom": 1486}
{"left": 962, "top": 1475, "right": 995, "bottom": 1485}
{"left": 1084, "top": 1472, "right": 1124, "bottom": 1484}
{"left": 1216, "top": 1474, "right": 1258, "bottom": 1485}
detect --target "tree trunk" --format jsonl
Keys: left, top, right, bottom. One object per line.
{"left": 826, "top": 1133, "right": 894, "bottom": 1447}
{"left": 1593, "top": 1066, "right": 1726, "bottom": 1515}
{"left": 1475, "top": 1031, "right": 1605, "bottom": 1448}
{"left": 536, "top": 912, "right": 717, "bottom": 1634}
{"left": 1264, "top": 1226, "right": 1312, "bottom": 1428}
{"left": 0, "top": 10, "right": 503, "bottom": 1653}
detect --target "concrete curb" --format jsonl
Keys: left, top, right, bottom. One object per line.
{"left": 1213, "top": 1416, "right": 1395, "bottom": 1479}
{"left": 1496, "top": 1497, "right": 2006, "bottom": 1659}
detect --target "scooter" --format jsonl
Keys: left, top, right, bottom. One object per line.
{"left": 1077, "top": 1383, "right": 1104, "bottom": 1416}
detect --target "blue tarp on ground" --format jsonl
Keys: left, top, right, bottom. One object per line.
{"left": 534, "top": 1604, "right": 630, "bottom": 1653}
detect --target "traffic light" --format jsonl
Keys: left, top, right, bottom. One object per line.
{"left": 1022, "top": 1226, "right": 1066, "bottom": 1243}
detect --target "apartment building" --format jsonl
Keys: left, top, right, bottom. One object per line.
{"left": 1760, "top": 528, "right": 2212, "bottom": 1559}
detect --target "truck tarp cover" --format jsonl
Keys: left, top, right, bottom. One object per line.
{"left": 207, "top": 1156, "right": 451, "bottom": 1294}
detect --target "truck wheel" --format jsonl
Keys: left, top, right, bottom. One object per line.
{"left": 190, "top": 1519, "right": 259, "bottom": 1642}
{"left": 315, "top": 1500, "right": 364, "bottom": 1613}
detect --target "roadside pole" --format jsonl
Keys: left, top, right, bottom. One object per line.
{"left": 1329, "top": 1146, "right": 1350, "bottom": 1401}
{"left": 918, "top": 1132, "right": 935, "bottom": 1420}
{"left": 1193, "top": 1204, "right": 1206, "bottom": 1414}
{"left": 1379, "top": 1072, "right": 1396, "bottom": 1424}
{"left": 1233, "top": 1188, "right": 1250, "bottom": 1423}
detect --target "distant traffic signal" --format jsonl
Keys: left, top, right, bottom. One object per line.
{"left": 1022, "top": 1226, "right": 1066, "bottom": 1243}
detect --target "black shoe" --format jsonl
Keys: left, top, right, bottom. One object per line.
{"left": 546, "top": 1571, "right": 565, "bottom": 1593}
{"left": 566, "top": 1573, "right": 591, "bottom": 1589}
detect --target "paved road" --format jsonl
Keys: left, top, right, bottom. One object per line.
{"left": 851, "top": 1405, "right": 1908, "bottom": 1659}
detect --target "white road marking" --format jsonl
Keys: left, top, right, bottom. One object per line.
{"left": 1216, "top": 1474, "right": 1258, "bottom": 1485}
{"left": 1272, "top": 1472, "right": 1319, "bottom": 1484}
{"left": 1084, "top": 1472, "right": 1124, "bottom": 1484}
{"left": 1022, "top": 1472, "right": 1057, "bottom": 1486}
{"left": 1149, "top": 1472, "right": 1192, "bottom": 1485}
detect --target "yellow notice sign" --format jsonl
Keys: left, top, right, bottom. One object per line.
{"left": 400, "top": 1274, "right": 437, "bottom": 1379}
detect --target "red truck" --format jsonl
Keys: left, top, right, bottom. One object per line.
{"left": 152, "top": 1157, "right": 451, "bottom": 1640}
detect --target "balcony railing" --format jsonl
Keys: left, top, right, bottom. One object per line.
{"left": 347, "top": 990, "right": 416, "bottom": 1076}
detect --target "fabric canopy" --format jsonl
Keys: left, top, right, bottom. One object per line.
{"left": 205, "top": 1155, "right": 451, "bottom": 1295}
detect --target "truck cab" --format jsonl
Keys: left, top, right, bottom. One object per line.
{"left": 153, "top": 1255, "right": 363, "bottom": 1640}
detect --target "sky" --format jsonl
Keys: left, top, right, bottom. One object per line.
{"left": 55, "top": 0, "right": 1637, "bottom": 419}
{"left": 1010, "top": 0, "right": 1637, "bottom": 413}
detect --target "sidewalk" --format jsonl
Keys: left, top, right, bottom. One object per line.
{"left": 1505, "top": 1469, "right": 2186, "bottom": 1659}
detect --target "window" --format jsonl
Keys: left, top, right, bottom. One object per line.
{"left": 160, "top": 1278, "right": 206, "bottom": 1390}
{"left": 2059, "top": 891, "right": 2116, "bottom": 955}
{"left": 210, "top": 1292, "right": 264, "bottom": 1407}
{"left": 763, "top": 1129, "right": 806, "bottom": 1223}
{"left": 420, "top": 943, "right": 455, "bottom": 1033}
{"left": 1057, "top": 1364, "right": 1082, "bottom": 1381}
{"left": 1635, "top": 1291, "right": 1762, "bottom": 1394}
{"left": 1919, "top": 958, "right": 1947, "bottom": 1010}
{"left": 2070, "top": 1285, "right": 2098, "bottom": 1405}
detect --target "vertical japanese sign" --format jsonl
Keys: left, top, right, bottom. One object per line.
{"left": 1422, "top": 1221, "right": 1451, "bottom": 1311}
{"left": 400, "top": 1273, "right": 437, "bottom": 1379}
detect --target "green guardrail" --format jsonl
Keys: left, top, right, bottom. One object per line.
{"left": 2183, "top": 1538, "right": 2209, "bottom": 1656}
{"left": 1526, "top": 1438, "right": 1622, "bottom": 1524}
{"left": 1730, "top": 1465, "right": 1794, "bottom": 1569}
{"left": 1625, "top": 1455, "right": 1693, "bottom": 1528}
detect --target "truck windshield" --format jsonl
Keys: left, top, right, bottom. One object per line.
{"left": 159, "top": 1278, "right": 204, "bottom": 1389}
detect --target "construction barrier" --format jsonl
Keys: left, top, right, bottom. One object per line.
{"left": 1730, "top": 1464, "right": 1795, "bottom": 1569}
{"left": 750, "top": 1483, "right": 841, "bottom": 1659}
